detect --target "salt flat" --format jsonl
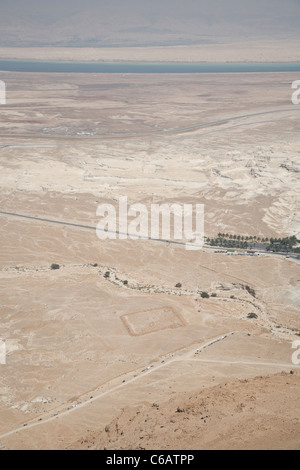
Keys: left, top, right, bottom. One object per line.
{"left": 0, "top": 40, "right": 299, "bottom": 63}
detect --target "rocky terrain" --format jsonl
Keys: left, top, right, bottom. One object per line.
{"left": 0, "top": 70, "right": 299, "bottom": 450}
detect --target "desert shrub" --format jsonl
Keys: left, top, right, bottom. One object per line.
{"left": 50, "top": 263, "right": 60, "bottom": 270}
{"left": 176, "top": 407, "right": 185, "bottom": 413}
{"left": 247, "top": 312, "right": 258, "bottom": 319}
{"left": 201, "top": 292, "right": 210, "bottom": 299}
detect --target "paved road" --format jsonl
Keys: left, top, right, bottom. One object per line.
{"left": 0, "top": 210, "right": 204, "bottom": 249}
{"left": 0, "top": 108, "right": 298, "bottom": 141}
{"left": 1, "top": 211, "right": 298, "bottom": 258}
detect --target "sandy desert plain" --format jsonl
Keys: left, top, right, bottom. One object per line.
{"left": 0, "top": 66, "right": 299, "bottom": 450}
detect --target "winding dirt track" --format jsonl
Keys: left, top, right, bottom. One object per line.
{"left": 0, "top": 332, "right": 235, "bottom": 440}
{"left": 0, "top": 328, "right": 298, "bottom": 442}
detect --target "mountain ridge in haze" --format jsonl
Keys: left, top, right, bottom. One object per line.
{"left": 0, "top": 0, "right": 299, "bottom": 47}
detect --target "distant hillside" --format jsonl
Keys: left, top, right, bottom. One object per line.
{"left": 0, "top": 0, "right": 299, "bottom": 47}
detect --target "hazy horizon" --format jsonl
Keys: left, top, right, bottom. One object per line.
{"left": 0, "top": 0, "right": 299, "bottom": 47}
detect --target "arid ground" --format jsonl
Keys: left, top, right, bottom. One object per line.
{"left": 0, "top": 69, "right": 299, "bottom": 450}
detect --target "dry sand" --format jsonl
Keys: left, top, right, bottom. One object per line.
{"left": 0, "top": 70, "right": 299, "bottom": 450}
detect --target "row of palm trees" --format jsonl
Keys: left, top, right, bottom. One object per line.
{"left": 215, "top": 234, "right": 299, "bottom": 245}
{"left": 207, "top": 234, "right": 299, "bottom": 253}
{"left": 216, "top": 233, "right": 268, "bottom": 242}
{"left": 207, "top": 238, "right": 249, "bottom": 249}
